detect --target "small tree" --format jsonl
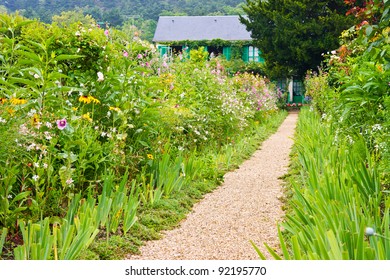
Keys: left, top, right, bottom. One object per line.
{"left": 241, "top": 0, "right": 356, "bottom": 79}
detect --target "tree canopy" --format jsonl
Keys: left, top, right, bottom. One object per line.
{"left": 241, "top": 0, "right": 357, "bottom": 79}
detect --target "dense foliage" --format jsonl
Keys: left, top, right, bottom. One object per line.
{"left": 0, "top": 12, "right": 283, "bottom": 259}
{"left": 1, "top": 0, "right": 245, "bottom": 40}
{"left": 255, "top": 0, "right": 390, "bottom": 260}
{"left": 241, "top": 0, "right": 356, "bottom": 79}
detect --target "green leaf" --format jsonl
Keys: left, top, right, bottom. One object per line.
{"left": 55, "top": 54, "right": 84, "bottom": 62}
{"left": 11, "top": 191, "right": 31, "bottom": 204}
{"left": 326, "top": 230, "right": 343, "bottom": 260}
{"left": 0, "top": 227, "right": 8, "bottom": 257}
{"left": 250, "top": 240, "right": 267, "bottom": 260}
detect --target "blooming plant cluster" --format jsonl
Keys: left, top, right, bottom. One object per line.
{"left": 276, "top": 0, "right": 390, "bottom": 260}
{"left": 316, "top": 0, "right": 389, "bottom": 181}
{"left": 0, "top": 12, "right": 281, "bottom": 259}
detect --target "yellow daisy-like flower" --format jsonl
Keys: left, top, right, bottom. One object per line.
{"left": 79, "top": 95, "right": 100, "bottom": 104}
{"left": 81, "top": 112, "right": 93, "bottom": 122}
{"left": 147, "top": 154, "right": 154, "bottom": 160}
{"left": 10, "top": 98, "right": 27, "bottom": 105}
{"left": 79, "top": 95, "right": 91, "bottom": 104}
{"left": 7, "top": 108, "right": 15, "bottom": 115}
{"left": 109, "top": 106, "right": 121, "bottom": 112}
{"left": 31, "top": 113, "right": 40, "bottom": 126}
{"left": 89, "top": 96, "right": 100, "bottom": 104}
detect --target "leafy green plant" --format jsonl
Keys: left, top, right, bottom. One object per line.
{"left": 0, "top": 227, "right": 7, "bottom": 259}
{"left": 1, "top": 11, "right": 284, "bottom": 259}
{"left": 256, "top": 108, "right": 390, "bottom": 260}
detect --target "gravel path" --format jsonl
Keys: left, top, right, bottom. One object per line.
{"left": 127, "top": 112, "right": 298, "bottom": 260}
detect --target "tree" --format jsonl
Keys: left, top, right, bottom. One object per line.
{"left": 52, "top": 10, "right": 96, "bottom": 27}
{"left": 240, "top": 0, "right": 357, "bottom": 79}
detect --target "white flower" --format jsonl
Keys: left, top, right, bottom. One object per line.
{"left": 34, "top": 73, "right": 40, "bottom": 79}
{"left": 75, "top": 31, "right": 81, "bottom": 36}
{"left": 66, "top": 178, "right": 74, "bottom": 185}
{"left": 372, "top": 124, "right": 382, "bottom": 131}
{"left": 44, "top": 131, "right": 52, "bottom": 140}
{"left": 33, "top": 162, "right": 39, "bottom": 168}
{"left": 0, "top": 117, "right": 6, "bottom": 123}
{"left": 32, "top": 175, "right": 39, "bottom": 182}
{"left": 27, "top": 143, "right": 36, "bottom": 151}
{"left": 45, "top": 122, "right": 52, "bottom": 129}
{"left": 43, "top": 163, "right": 48, "bottom": 169}
{"left": 27, "top": 109, "right": 37, "bottom": 117}
{"left": 97, "top": 72, "right": 104, "bottom": 82}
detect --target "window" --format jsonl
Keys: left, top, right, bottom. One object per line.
{"left": 248, "top": 46, "right": 259, "bottom": 62}
{"left": 293, "top": 80, "right": 304, "bottom": 96}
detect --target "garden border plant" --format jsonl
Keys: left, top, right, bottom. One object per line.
{"left": 0, "top": 12, "right": 286, "bottom": 260}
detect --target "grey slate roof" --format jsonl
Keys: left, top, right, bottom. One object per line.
{"left": 153, "top": 16, "right": 252, "bottom": 42}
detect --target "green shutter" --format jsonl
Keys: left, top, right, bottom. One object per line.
{"left": 223, "top": 46, "right": 231, "bottom": 61}
{"left": 257, "top": 49, "right": 265, "bottom": 63}
{"left": 242, "top": 46, "right": 249, "bottom": 62}
{"left": 158, "top": 46, "right": 170, "bottom": 57}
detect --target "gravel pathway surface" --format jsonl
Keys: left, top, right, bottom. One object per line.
{"left": 127, "top": 112, "right": 298, "bottom": 260}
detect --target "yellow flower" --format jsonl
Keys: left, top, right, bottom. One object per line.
{"left": 0, "top": 98, "right": 7, "bottom": 104}
{"left": 109, "top": 106, "right": 121, "bottom": 112}
{"left": 10, "top": 98, "right": 27, "bottom": 105}
{"left": 79, "top": 95, "right": 91, "bottom": 104}
{"left": 89, "top": 96, "right": 100, "bottom": 104}
{"left": 72, "top": 107, "right": 78, "bottom": 111}
{"left": 147, "top": 154, "right": 153, "bottom": 160}
{"left": 7, "top": 108, "right": 15, "bottom": 115}
{"left": 79, "top": 95, "right": 100, "bottom": 104}
{"left": 81, "top": 112, "right": 93, "bottom": 122}
{"left": 31, "top": 113, "right": 40, "bottom": 126}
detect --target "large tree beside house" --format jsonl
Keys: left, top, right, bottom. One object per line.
{"left": 240, "top": 0, "right": 357, "bottom": 79}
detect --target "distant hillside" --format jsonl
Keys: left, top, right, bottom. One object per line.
{"left": 1, "top": 0, "right": 245, "bottom": 41}
{"left": 1, "top": 0, "right": 245, "bottom": 25}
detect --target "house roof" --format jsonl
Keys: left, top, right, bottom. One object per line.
{"left": 153, "top": 16, "right": 252, "bottom": 42}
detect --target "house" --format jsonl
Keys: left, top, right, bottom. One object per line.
{"left": 153, "top": 16, "right": 304, "bottom": 104}
{"left": 152, "top": 16, "right": 264, "bottom": 63}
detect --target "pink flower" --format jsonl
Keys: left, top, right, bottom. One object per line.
{"left": 56, "top": 118, "right": 67, "bottom": 130}
{"left": 123, "top": 51, "right": 129, "bottom": 57}
{"left": 104, "top": 29, "right": 109, "bottom": 36}
{"left": 137, "top": 54, "right": 143, "bottom": 59}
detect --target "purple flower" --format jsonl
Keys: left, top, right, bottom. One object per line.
{"left": 56, "top": 118, "right": 67, "bottom": 130}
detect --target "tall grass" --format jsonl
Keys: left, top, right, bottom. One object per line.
{"left": 256, "top": 108, "right": 390, "bottom": 260}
